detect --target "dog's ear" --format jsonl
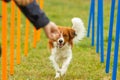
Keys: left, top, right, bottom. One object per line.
{"left": 69, "top": 29, "right": 76, "bottom": 40}
{"left": 48, "top": 40, "right": 54, "bottom": 49}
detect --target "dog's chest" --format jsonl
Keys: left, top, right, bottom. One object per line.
{"left": 52, "top": 46, "right": 72, "bottom": 62}
{"left": 56, "top": 48, "right": 70, "bottom": 58}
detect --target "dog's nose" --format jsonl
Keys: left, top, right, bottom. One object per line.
{"left": 59, "top": 39, "right": 63, "bottom": 43}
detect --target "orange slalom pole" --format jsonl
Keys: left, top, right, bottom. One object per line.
{"left": 37, "top": 29, "right": 41, "bottom": 42}
{"left": 40, "top": 0, "right": 44, "bottom": 8}
{"left": 10, "top": 0, "right": 15, "bottom": 75}
{"left": 37, "top": 0, "right": 44, "bottom": 42}
{"left": 24, "top": 19, "right": 30, "bottom": 56}
{"left": 2, "top": 1, "right": 7, "bottom": 80}
{"left": 16, "top": 8, "right": 21, "bottom": 64}
{"left": 33, "top": 28, "right": 37, "bottom": 48}
{"left": 36, "top": 0, "right": 38, "bottom": 3}
{"left": 36, "top": 0, "right": 41, "bottom": 42}
{"left": 33, "top": 0, "right": 44, "bottom": 47}
{"left": 32, "top": 1, "right": 38, "bottom": 48}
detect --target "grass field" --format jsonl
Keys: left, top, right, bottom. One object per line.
{"left": 0, "top": 0, "right": 120, "bottom": 80}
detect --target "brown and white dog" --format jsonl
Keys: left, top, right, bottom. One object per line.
{"left": 49, "top": 18, "right": 86, "bottom": 78}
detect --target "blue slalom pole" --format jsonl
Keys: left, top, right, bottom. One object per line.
{"left": 112, "top": 0, "right": 120, "bottom": 79}
{"left": 91, "top": 0, "right": 95, "bottom": 46}
{"left": 106, "top": 0, "right": 115, "bottom": 73}
{"left": 101, "top": 0, "right": 104, "bottom": 63}
{"left": 99, "top": 0, "right": 104, "bottom": 63}
{"left": 96, "top": 0, "right": 100, "bottom": 53}
{"left": 87, "top": 0, "right": 93, "bottom": 37}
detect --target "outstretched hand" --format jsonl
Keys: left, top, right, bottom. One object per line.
{"left": 43, "top": 22, "right": 60, "bottom": 41}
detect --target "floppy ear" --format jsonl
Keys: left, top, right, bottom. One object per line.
{"left": 69, "top": 29, "right": 76, "bottom": 40}
{"left": 48, "top": 40, "right": 54, "bottom": 49}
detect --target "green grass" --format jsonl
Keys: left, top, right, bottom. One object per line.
{"left": 0, "top": 0, "right": 120, "bottom": 80}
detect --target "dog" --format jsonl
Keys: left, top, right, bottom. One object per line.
{"left": 49, "top": 17, "right": 86, "bottom": 78}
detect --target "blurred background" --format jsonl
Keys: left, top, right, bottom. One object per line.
{"left": 0, "top": 0, "right": 120, "bottom": 79}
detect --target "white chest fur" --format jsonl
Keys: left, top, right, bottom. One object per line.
{"left": 50, "top": 43, "right": 72, "bottom": 63}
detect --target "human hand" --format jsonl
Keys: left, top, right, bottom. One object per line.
{"left": 43, "top": 22, "right": 60, "bottom": 41}
{"left": 14, "top": 0, "right": 34, "bottom": 6}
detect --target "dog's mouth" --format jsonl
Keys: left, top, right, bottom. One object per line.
{"left": 57, "top": 43, "right": 64, "bottom": 48}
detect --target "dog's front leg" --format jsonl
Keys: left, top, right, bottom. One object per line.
{"left": 60, "top": 55, "right": 72, "bottom": 76}
{"left": 49, "top": 55, "right": 61, "bottom": 78}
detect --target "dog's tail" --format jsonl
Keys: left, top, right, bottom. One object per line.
{"left": 72, "top": 17, "right": 86, "bottom": 43}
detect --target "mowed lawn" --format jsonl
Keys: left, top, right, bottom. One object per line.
{"left": 0, "top": 0, "right": 120, "bottom": 80}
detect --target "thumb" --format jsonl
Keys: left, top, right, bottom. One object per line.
{"left": 49, "top": 33, "right": 59, "bottom": 41}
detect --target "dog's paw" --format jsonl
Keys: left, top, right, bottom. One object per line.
{"left": 55, "top": 72, "right": 60, "bottom": 79}
{"left": 61, "top": 72, "right": 65, "bottom": 76}
{"left": 60, "top": 69, "right": 66, "bottom": 76}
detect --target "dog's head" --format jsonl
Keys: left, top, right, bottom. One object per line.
{"left": 49, "top": 27, "right": 76, "bottom": 49}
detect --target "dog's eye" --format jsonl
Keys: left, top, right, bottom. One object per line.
{"left": 63, "top": 34, "right": 68, "bottom": 37}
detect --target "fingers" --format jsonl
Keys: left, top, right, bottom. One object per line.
{"left": 43, "top": 22, "right": 60, "bottom": 41}
{"left": 50, "top": 22, "right": 60, "bottom": 39}
{"left": 45, "top": 29, "right": 59, "bottom": 41}
{"left": 49, "top": 33, "right": 60, "bottom": 41}
{"left": 52, "top": 29, "right": 60, "bottom": 40}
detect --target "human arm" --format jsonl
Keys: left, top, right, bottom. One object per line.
{"left": 4, "top": 0, "right": 60, "bottom": 40}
